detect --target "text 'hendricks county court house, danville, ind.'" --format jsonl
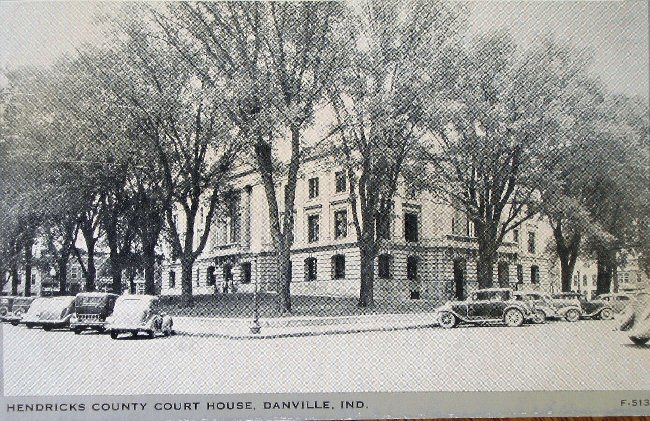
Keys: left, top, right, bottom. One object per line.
{"left": 157, "top": 154, "right": 646, "bottom": 304}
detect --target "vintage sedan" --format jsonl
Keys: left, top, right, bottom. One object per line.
{"left": 514, "top": 291, "right": 582, "bottom": 322}
{"left": 70, "top": 292, "right": 119, "bottom": 334}
{"left": 106, "top": 295, "right": 173, "bottom": 339}
{"left": 552, "top": 292, "right": 615, "bottom": 320}
{"left": 617, "top": 291, "right": 650, "bottom": 345}
{"left": 594, "top": 293, "right": 632, "bottom": 314}
{"left": 21, "top": 296, "right": 76, "bottom": 330}
{"left": 437, "top": 288, "right": 532, "bottom": 328}
{"left": 0, "top": 296, "right": 15, "bottom": 318}
{"left": 2, "top": 296, "right": 36, "bottom": 325}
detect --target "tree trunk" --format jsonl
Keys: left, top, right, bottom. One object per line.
{"left": 57, "top": 257, "right": 68, "bottom": 295}
{"left": 83, "top": 234, "right": 97, "bottom": 292}
{"left": 476, "top": 252, "right": 495, "bottom": 289}
{"left": 143, "top": 242, "right": 157, "bottom": 295}
{"left": 358, "top": 242, "right": 376, "bottom": 307}
{"left": 276, "top": 243, "right": 292, "bottom": 313}
{"left": 23, "top": 242, "right": 32, "bottom": 297}
{"left": 180, "top": 256, "right": 194, "bottom": 306}
{"left": 596, "top": 249, "right": 616, "bottom": 295}
{"left": 10, "top": 263, "right": 18, "bottom": 296}
{"left": 111, "top": 261, "right": 123, "bottom": 295}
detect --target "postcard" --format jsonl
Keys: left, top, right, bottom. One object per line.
{"left": 1, "top": 1, "right": 648, "bottom": 420}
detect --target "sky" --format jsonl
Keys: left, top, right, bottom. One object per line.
{"left": 1, "top": 1, "right": 648, "bottom": 99}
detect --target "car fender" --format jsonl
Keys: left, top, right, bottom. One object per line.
{"left": 504, "top": 304, "right": 528, "bottom": 316}
{"left": 557, "top": 305, "right": 581, "bottom": 317}
{"left": 438, "top": 308, "right": 470, "bottom": 323}
{"left": 593, "top": 305, "right": 614, "bottom": 317}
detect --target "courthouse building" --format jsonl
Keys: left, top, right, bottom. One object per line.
{"left": 160, "top": 155, "right": 555, "bottom": 304}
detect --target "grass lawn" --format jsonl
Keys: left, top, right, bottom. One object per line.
{"left": 159, "top": 293, "right": 442, "bottom": 319}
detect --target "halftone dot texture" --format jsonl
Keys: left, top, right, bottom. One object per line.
{"left": 1, "top": 0, "right": 649, "bottom": 398}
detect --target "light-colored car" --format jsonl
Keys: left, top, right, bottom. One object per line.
{"left": 106, "top": 295, "right": 173, "bottom": 339}
{"left": 552, "top": 292, "right": 615, "bottom": 320}
{"left": 593, "top": 293, "right": 632, "bottom": 314}
{"left": 617, "top": 291, "right": 650, "bottom": 345}
{"left": 21, "top": 296, "right": 75, "bottom": 331}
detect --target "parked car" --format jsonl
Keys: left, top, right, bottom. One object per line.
{"left": 21, "top": 296, "right": 76, "bottom": 330}
{"left": 552, "top": 292, "right": 615, "bottom": 320}
{"left": 513, "top": 291, "right": 582, "bottom": 322}
{"left": 70, "top": 292, "right": 119, "bottom": 334}
{"left": 593, "top": 293, "right": 632, "bottom": 314}
{"left": 437, "top": 288, "right": 533, "bottom": 328}
{"left": 617, "top": 291, "right": 650, "bottom": 345}
{"left": 106, "top": 295, "right": 173, "bottom": 339}
{"left": 2, "top": 296, "right": 37, "bottom": 325}
{"left": 0, "top": 296, "right": 15, "bottom": 317}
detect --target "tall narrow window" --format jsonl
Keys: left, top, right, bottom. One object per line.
{"left": 196, "top": 268, "right": 200, "bottom": 286}
{"left": 513, "top": 229, "right": 519, "bottom": 244}
{"left": 169, "top": 271, "right": 176, "bottom": 288}
{"left": 378, "top": 254, "right": 391, "bottom": 279}
{"left": 528, "top": 231, "right": 536, "bottom": 254}
{"left": 332, "top": 255, "right": 346, "bottom": 279}
{"left": 335, "top": 171, "right": 347, "bottom": 193}
{"left": 305, "top": 258, "right": 317, "bottom": 281}
{"left": 404, "top": 213, "right": 419, "bottom": 242}
{"left": 531, "top": 265, "right": 540, "bottom": 284}
{"left": 308, "top": 177, "right": 319, "bottom": 199}
{"left": 334, "top": 210, "right": 347, "bottom": 239}
{"left": 308, "top": 215, "right": 320, "bottom": 243}
{"left": 206, "top": 266, "right": 216, "bottom": 286}
{"left": 516, "top": 265, "right": 523, "bottom": 283}
{"left": 241, "top": 263, "right": 252, "bottom": 284}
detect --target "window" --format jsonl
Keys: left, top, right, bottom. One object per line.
{"left": 332, "top": 255, "right": 346, "bottom": 279}
{"left": 335, "top": 171, "right": 347, "bottom": 193}
{"left": 305, "top": 258, "right": 317, "bottom": 281}
{"left": 207, "top": 266, "right": 216, "bottom": 286}
{"left": 582, "top": 274, "right": 588, "bottom": 287}
{"left": 308, "top": 177, "right": 319, "bottom": 199}
{"left": 334, "top": 210, "right": 347, "bottom": 239}
{"left": 376, "top": 216, "right": 391, "bottom": 240}
{"left": 196, "top": 269, "right": 200, "bottom": 286}
{"left": 407, "top": 256, "right": 418, "bottom": 280}
{"left": 573, "top": 275, "right": 578, "bottom": 286}
{"left": 169, "top": 271, "right": 176, "bottom": 288}
{"left": 528, "top": 231, "right": 536, "bottom": 253}
{"left": 307, "top": 214, "right": 320, "bottom": 243}
{"left": 31, "top": 274, "right": 36, "bottom": 285}
{"left": 592, "top": 274, "right": 597, "bottom": 286}
{"left": 513, "top": 229, "right": 519, "bottom": 244}
{"left": 531, "top": 265, "right": 540, "bottom": 284}
{"left": 516, "top": 265, "right": 523, "bottom": 283}
{"left": 378, "top": 254, "right": 391, "bottom": 279}
{"left": 404, "top": 212, "right": 419, "bottom": 242}
{"left": 240, "top": 263, "right": 252, "bottom": 284}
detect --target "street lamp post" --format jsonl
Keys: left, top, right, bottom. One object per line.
{"left": 250, "top": 275, "right": 261, "bottom": 334}
{"left": 49, "top": 268, "right": 56, "bottom": 297}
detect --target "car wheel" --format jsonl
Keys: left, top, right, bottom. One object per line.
{"left": 630, "top": 336, "right": 649, "bottom": 345}
{"left": 42, "top": 326, "right": 52, "bottom": 332}
{"left": 110, "top": 331, "right": 119, "bottom": 340}
{"left": 0, "top": 307, "right": 7, "bottom": 316}
{"left": 600, "top": 308, "right": 613, "bottom": 320}
{"left": 147, "top": 330, "right": 155, "bottom": 339}
{"left": 438, "top": 312, "right": 457, "bottom": 329}
{"left": 565, "top": 309, "right": 580, "bottom": 322}
{"left": 26, "top": 323, "right": 34, "bottom": 329}
{"left": 73, "top": 328, "right": 82, "bottom": 335}
{"left": 10, "top": 321, "right": 18, "bottom": 326}
{"left": 532, "top": 310, "right": 546, "bottom": 324}
{"left": 14, "top": 309, "right": 23, "bottom": 317}
{"left": 504, "top": 308, "right": 524, "bottom": 327}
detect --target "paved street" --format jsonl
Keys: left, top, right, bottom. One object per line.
{"left": 2, "top": 320, "right": 649, "bottom": 396}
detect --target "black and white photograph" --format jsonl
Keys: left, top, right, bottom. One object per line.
{"left": 0, "top": 1, "right": 648, "bottom": 419}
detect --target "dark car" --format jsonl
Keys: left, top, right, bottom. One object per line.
{"left": 0, "top": 296, "right": 15, "bottom": 317}
{"left": 552, "top": 292, "right": 614, "bottom": 320}
{"left": 514, "top": 291, "right": 582, "bottom": 322}
{"left": 2, "top": 296, "right": 37, "bottom": 325}
{"left": 21, "top": 296, "right": 76, "bottom": 330}
{"left": 594, "top": 293, "right": 632, "bottom": 314}
{"left": 437, "top": 288, "right": 532, "bottom": 328}
{"left": 70, "top": 292, "right": 119, "bottom": 334}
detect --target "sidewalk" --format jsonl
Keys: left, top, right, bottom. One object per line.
{"left": 173, "top": 312, "right": 441, "bottom": 339}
